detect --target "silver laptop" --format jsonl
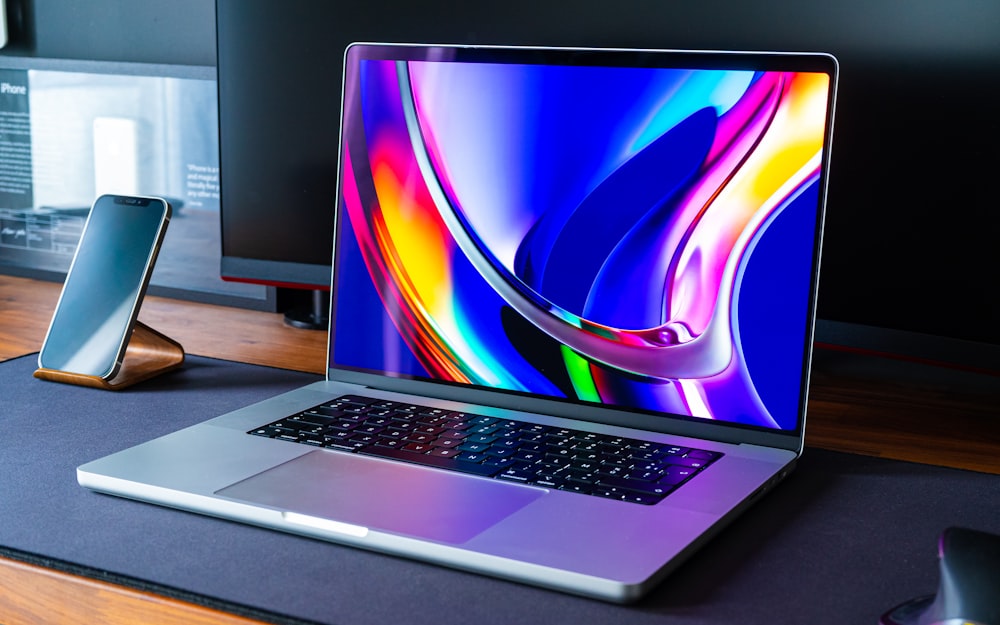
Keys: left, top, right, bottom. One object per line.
{"left": 78, "top": 43, "right": 838, "bottom": 603}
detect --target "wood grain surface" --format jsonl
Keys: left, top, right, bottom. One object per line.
{"left": 0, "top": 556, "right": 271, "bottom": 625}
{"left": 0, "top": 274, "right": 327, "bottom": 374}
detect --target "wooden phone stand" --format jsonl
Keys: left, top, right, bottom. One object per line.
{"left": 34, "top": 322, "right": 185, "bottom": 391}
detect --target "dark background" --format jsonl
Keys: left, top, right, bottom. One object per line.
{"left": 3, "top": 0, "right": 998, "bottom": 368}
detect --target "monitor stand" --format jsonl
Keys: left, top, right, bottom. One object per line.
{"left": 281, "top": 288, "right": 330, "bottom": 331}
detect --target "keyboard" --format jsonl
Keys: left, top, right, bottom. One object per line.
{"left": 249, "top": 394, "right": 722, "bottom": 505}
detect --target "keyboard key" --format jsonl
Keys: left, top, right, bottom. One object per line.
{"left": 497, "top": 467, "right": 536, "bottom": 483}
{"left": 481, "top": 456, "right": 517, "bottom": 469}
{"left": 559, "top": 483, "right": 593, "bottom": 495}
{"left": 466, "top": 433, "right": 498, "bottom": 445}
{"left": 359, "top": 446, "right": 500, "bottom": 477}
{"left": 513, "top": 450, "right": 545, "bottom": 464}
{"left": 622, "top": 492, "right": 663, "bottom": 505}
{"left": 563, "top": 469, "right": 599, "bottom": 485}
{"left": 670, "top": 456, "right": 711, "bottom": 469}
{"left": 660, "top": 446, "right": 688, "bottom": 456}
{"left": 686, "top": 449, "right": 717, "bottom": 460}
{"left": 456, "top": 452, "right": 489, "bottom": 463}
{"left": 327, "top": 420, "right": 359, "bottom": 433}
{"left": 521, "top": 424, "right": 549, "bottom": 434}
{"left": 592, "top": 486, "right": 628, "bottom": 500}
{"left": 404, "top": 432, "right": 437, "bottom": 444}
{"left": 291, "top": 413, "right": 336, "bottom": 427}
{"left": 326, "top": 440, "right": 368, "bottom": 452}
{"left": 484, "top": 447, "right": 517, "bottom": 458}
{"left": 412, "top": 425, "right": 445, "bottom": 436}
{"left": 598, "top": 476, "right": 675, "bottom": 497}
{"left": 534, "top": 473, "right": 565, "bottom": 488}
{"left": 659, "top": 465, "right": 698, "bottom": 485}
{"left": 631, "top": 461, "right": 663, "bottom": 473}
{"left": 307, "top": 406, "right": 352, "bottom": 418}
{"left": 349, "top": 433, "right": 379, "bottom": 445}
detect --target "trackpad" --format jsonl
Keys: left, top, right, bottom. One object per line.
{"left": 217, "top": 450, "right": 546, "bottom": 544}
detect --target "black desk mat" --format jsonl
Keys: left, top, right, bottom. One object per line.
{"left": 2, "top": 353, "right": 998, "bottom": 625}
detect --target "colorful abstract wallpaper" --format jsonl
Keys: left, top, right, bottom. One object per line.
{"left": 333, "top": 51, "right": 832, "bottom": 431}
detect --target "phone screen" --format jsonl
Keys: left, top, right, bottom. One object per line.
{"left": 38, "top": 195, "right": 170, "bottom": 378}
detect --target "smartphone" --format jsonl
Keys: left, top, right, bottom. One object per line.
{"left": 38, "top": 194, "right": 171, "bottom": 379}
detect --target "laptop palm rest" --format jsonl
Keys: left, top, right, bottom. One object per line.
{"left": 216, "top": 450, "right": 546, "bottom": 544}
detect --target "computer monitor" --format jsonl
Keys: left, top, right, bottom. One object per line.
{"left": 215, "top": 1, "right": 343, "bottom": 327}
{"left": 215, "top": 0, "right": 999, "bottom": 370}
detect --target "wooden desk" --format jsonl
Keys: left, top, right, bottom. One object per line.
{"left": 1, "top": 274, "right": 997, "bottom": 625}
{"left": 0, "top": 274, "right": 328, "bottom": 376}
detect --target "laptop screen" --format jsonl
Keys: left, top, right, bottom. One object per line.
{"left": 331, "top": 44, "right": 835, "bottom": 433}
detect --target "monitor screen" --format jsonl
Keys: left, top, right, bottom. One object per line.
{"left": 331, "top": 45, "right": 835, "bottom": 432}
{"left": 216, "top": 1, "right": 340, "bottom": 290}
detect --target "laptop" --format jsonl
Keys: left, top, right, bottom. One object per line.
{"left": 78, "top": 43, "right": 838, "bottom": 603}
